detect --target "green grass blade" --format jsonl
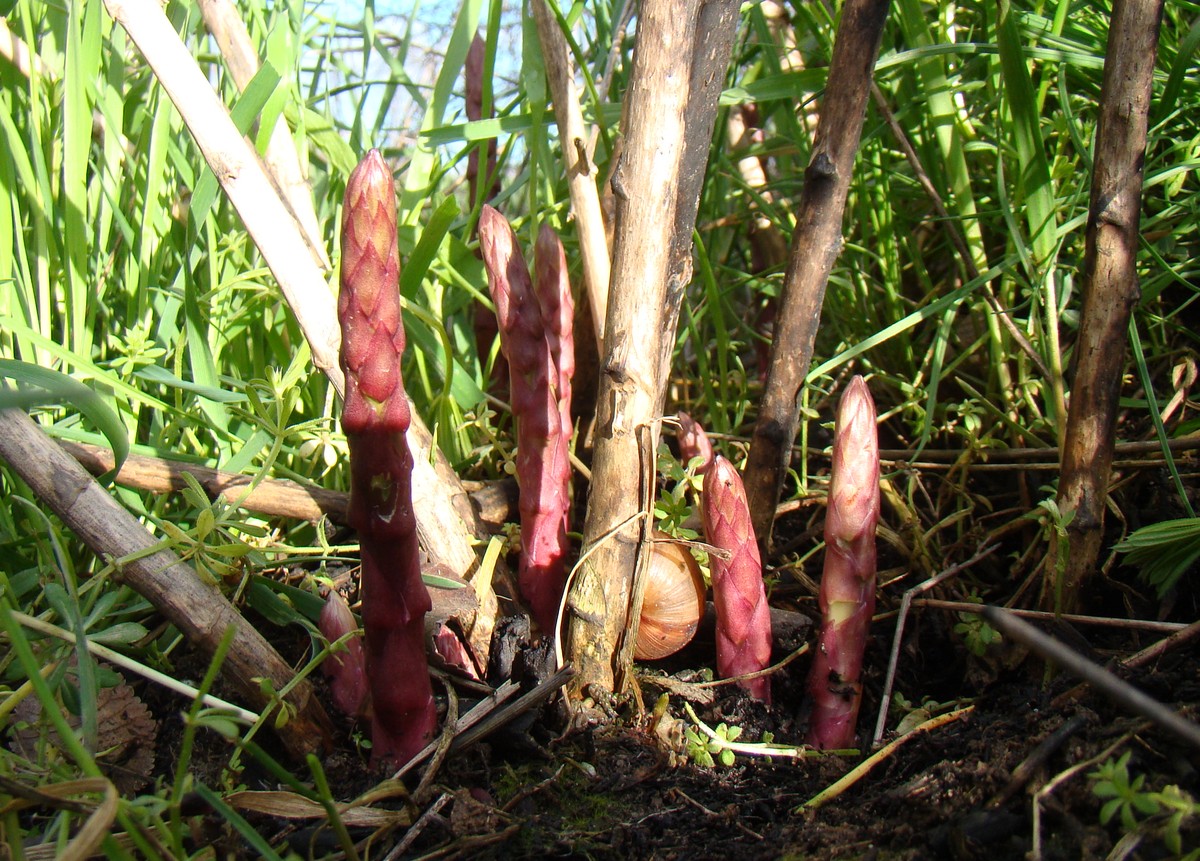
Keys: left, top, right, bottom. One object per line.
{"left": 189, "top": 784, "right": 287, "bottom": 860}
{"left": 808, "top": 267, "right": 1002, "bottom": 383}
{"left": 1, "top": 314, "right": 172, "bottom": 413}
{"left": 0, "top": 359, "right": 130, "bottom": 474}
{"left": 1159, "top": 14, "right": 1200, "bottom": 118}
{"left": 183, "top": 271, "right": 233, "bottom": 458}
{"left": 399, "top": 196, "right": 460, "bottom": 299}
{"left": 0, "top": 573, "right": 103, "bottom": 779}
{"left": 1128, "top": 319, "right": 1195, "bottom": 518}
{"left": 994, "top": 1, "right": 1058, "bottom": 268}
{"left": 190, "top": 62, "right": 283, "bottom": 227}
{"left": 399, "top": 0, "right": 483, "bottom": 222}
{"left": 63, "top": 0, "right": 101, "bottom": 358}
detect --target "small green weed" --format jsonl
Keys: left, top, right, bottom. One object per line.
{"left": 682, "top": 703, "right": 828, "bottom": 765}
{"left": 952, "top": 602, "right": 1001, "bottom": 658}
{"left": 685, "top": 720, "right": 744, "bottom": 767}
{"left": 653, "top": 442, "right": 704, "bottom": 540}
{"left": 1114, "top": 517, "right": 1200, "bottom": 597}
{"left": 1090, "top": 752, "right": 1200, "bottom": 857}
{"left": 1091, "top": 752, "right": 1159, "bottom": 831}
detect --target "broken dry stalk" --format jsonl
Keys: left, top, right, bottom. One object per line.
{"left": 807, "top": 376, "right": 880, "bottom": 749}
{"left": 702, "top": 455, "right": 773, "bottom": 703}
{"left": 339, "top": 150, "right": 436, "bottom": 768}
{"left": 479, "top": 206, "right": 571, "bottom": 634}
{"left": 530, "top": 0, "right": 611, "bottom": 343}
{"left": 197, "top": 0, "right": 329, "bottom": 271}
{"left": 741, "top": 0, "right": 892, "bottom": 546}
{"left": 803, "top": 706, "right": 975, "bottom": 809}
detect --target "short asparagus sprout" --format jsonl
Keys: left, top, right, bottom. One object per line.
{"left": 318, "top": 591, "right": 368, "bottom": 719}
{"left": 676, "top": 410, "right": 714, "bottom": 475}
{"left": 702, "top": 454, "right": 773, "bottom": 703}
{"left": 806, "top": 375, "right": 880, "bottom": 750}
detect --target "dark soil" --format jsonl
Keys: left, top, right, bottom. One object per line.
{"left": 151, "top": 591, "right": 1200, "bottom": 861}
{"left": 75, "top": 452, "right": 1200, "bottom": 860}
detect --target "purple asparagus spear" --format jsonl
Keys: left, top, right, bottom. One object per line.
{"left": 676, "top": 410, "right": 714, "bottom": 474}
{"left": 318, "top": 590, "right": 368, "bottom": 719}
{"left": 535, "top": 225, "right": 575, "bottom": 534}
{"left": 478, "top": 206, "right": 571, "bottom": 633}
{"left": 339, "top": 149, "right": 437, "bottom": 767}
{"left": 702, "top": 454, "right": 773, "bottom": 703}
{"left": 806, "top": 375, "right": 880, "bottom": 749}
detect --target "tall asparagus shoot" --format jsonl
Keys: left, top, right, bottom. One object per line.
{"left": 465, "top": 32, "right": 499, "bottom": 210}
{"left": 806, "top": 376, "right": 880, "bottom": 749}
{"left": 479, "top": 206, "right": 572, "bottom": 633}
{"left": 702, "top": 454, "right": 773, "bottom": 703}
{"left": 465, "top": 33, "right": 506, "bottom": 391}
{"left": 535, "top": 224, "right": 575, "bottom": 535}
{"left": 339, "top": 150, "right": 437, "bottom": 767}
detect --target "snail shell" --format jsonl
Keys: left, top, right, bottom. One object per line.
{"left": 635, "top": 540, "right": 706, "bottom": 661}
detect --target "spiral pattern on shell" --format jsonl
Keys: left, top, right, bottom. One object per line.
{"left": 635, "top": 540, "right": 706, "bottom": 661}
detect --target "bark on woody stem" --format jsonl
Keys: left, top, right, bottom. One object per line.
{"left": 1051, "top": 0, "right": 1163, "bottom": 613}
{"left": 566, "top": 0, "right": 742, "bottom": 697}
{"left": 741, "top": 0, "right": 891, "bottom": 548}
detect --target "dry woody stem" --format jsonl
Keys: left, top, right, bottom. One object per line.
{"left": 1052, "top": 0, "right": 1164, "bottom": 613}
{"left": 196, "top": 0, "right": 329, "bottom": 271}
{"left": 742, "top": 0, "right": 892, "bottom": 547}
{"left": 0, "top": 408, "right": 332, "bottom": 758}
{"left": 102, "top": 0, "right": 342, "bottom": 388}
{"left": 566, "top": 0, "right": 742, "bottom": 697}
{"left": 104, "top": 0, "right": 486, "bottom": 594}
{"left": 59, "top": 438, "right": 518, "bottom": 531}
{"left": 530, "top": 0, "right": 611, "bottom": 345}
{"left": 981, "top": 607, "right": 1200, "bottom": 751}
